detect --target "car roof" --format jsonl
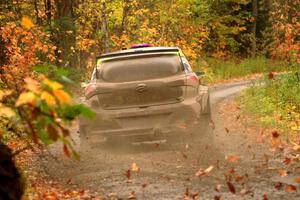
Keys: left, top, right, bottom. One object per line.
{"left": 97, "top": 46, "right": 181, "bottom": 59}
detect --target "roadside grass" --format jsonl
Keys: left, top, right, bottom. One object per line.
{"left": 194, "top": 57, "right": 288, "bottom": 83}
{"left": 238, "top": 72, "right": 300, "bottom": 139}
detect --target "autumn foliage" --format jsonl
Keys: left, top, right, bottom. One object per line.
{"left": 0, "top": 16, "right": 93, "bottom": 159}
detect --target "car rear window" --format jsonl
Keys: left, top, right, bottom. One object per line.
{"left": 97, "top": 54, "right": 183, "bottom": 82}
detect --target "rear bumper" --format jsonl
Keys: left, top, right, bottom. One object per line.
{"left": 79, "top": 97, "right": 202, "bottom": 139}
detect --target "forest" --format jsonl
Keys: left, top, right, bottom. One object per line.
{"left": 0, "top": 0, "right": 299, "bottom": 199}
{"left": 1, "top": 0, "right": 299, "bottom": 70}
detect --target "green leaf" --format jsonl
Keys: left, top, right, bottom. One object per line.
{"left": 37, "top": 129, "right": 53, "bottom": 145}
{"left": 75, "top": 104, "right": 96, "bottom": 119}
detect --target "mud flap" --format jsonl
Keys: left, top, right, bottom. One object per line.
{"left": 198, "top": 85, "right": 211, "bottom": 115}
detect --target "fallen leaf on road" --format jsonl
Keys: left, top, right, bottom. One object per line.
{"left": 228, "top": 168, "right": 236, "bottom": 174}
{"left": 180, "top": 123, "right": 188, "bottom": 129}
{"left": 226, "top": 155, "right": 240, "bottom": 163}
{"left": 125, "top": 169, "right": 131, "bottom": 179}
{"left": 195, "top": 165, "right": 214, "bottom": 177}
{"left": 290, "top": 141, "right": 300, "bottom": 151}
{"left": 268, "top": 72, "right": 274, "bottom": 80}
{"left": 185, "top": 143, "right": 189, "bottom": 150}
{"left": 63, "top": 145, "right": 71, "bottom": 158}
{"left": 226, "top": 181, "right": 236, "bottom": 194}
{"left": 215, "top": 184, "right": 222, "bottom": 192}
{"left": 278, "top": 169, "right": 288, "bottom": 177}
{"left": 295, "top": 177, "right": 300, "bottom": 183}
{"left": 128, "top": 191, "right": 136, "bottom": 199}
{"left": 191, "top": 192, "right": 199, "bottom": 199}
{"left": 274, "top": 182, "right": 283, "bottom": 190}
{"left": 225, "top": 127, "right": 229, "bottom": 133}
{"left": 283, "top": 157, "right": 292, "bottom": 165}
{"left": 285, "top": 185, "right": 297, "bottom": 192}
{"left": 271, "top": 132, "right": 283, "bottom": 150}
{"left": 272, "top": 131, "right": 279, "bottom": 138}
{"left": 214, "top": 196, "right": 224, "bottom": 200}
{"left": 209, "top": 120, "right": 215, "bottom": 129}
{"left": 263, "top": 194, "right": 268, "bottom": 200}
{"left": 131, "top": 162, "right": 140, "bottom": 172}
{"left": 235, "top": 175, "right": 243, "bottom": 182}
{"left": 240, "top": 188, "right": 251, "bottom": 195}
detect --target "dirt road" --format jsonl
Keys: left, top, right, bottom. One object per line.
{"left": 39, "top": 81, "right": 300, "bottom": 199}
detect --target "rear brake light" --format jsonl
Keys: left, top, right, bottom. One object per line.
{"left": 85, "top": 84, "right": 96, "bottom": 97}
{"left": 188, "top": 74, "right": 199, "bottom": 82}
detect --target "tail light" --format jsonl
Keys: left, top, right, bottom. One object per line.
{"left": 85, "top": 84, "right": 96, "bottom": 98}
{"left": 188, "top": 74, "right": 199, "bottom": 82}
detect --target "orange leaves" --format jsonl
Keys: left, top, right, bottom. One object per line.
{"left": 53, "top": 89, "right": 71, "bottom": 104}
{"left": 285, "top": 185, "right": 297, "bottom": 192}
{"left": 226, "top": 155, "right": 240, "bottom": 163}
{"left": 42, "top": 79, "right": 71, "bottom": 104}
{"left": 21, "top": 16, "right": 34, "bottom": 29}
{"left": 41, "top": 91, "right": 56, "bottom": 106}
{"left": 15, "top": 78, "right": 72, "bottom": 107}
{"left": 295, "top": 177, "right": 300, "bottom": 183}
{"left": 278, "top": 169, "right": 288, "bottom": 177}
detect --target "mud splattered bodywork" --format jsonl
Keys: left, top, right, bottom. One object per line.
{"left": 79, "top": 47, "right": 210, "bottom": 144}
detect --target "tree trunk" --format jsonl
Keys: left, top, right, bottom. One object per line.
{"left": 44, "top": 0, "right": 52, "bottom": 26}
{"left": 251, "top": 0, "right": 258, "bottom": 58}
{"left": 101, "top": 2, "right": 110, "bottom": 53}
{"left": 54, "top": 0, "right": 77, "bottom": 68}
{"left": 34, "top": 0, "right": 42, "bottom": 25}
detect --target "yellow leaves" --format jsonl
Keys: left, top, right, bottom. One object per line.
{"left": 53, "top": 89, "right": 71, "bottom": 104}
{"left": 41, "top": 91, "right": 56, "bottom": 105}
{"left": 15, "top": 78, "right": 72, "bottom": 106}
{"left": 42, "top": 79, "right": 71, "bottom": 104}
{"left": 43, "top": 79, "right": 63, "bottom": 90}
{"left": 25, "top": 78, "right": 40, "bottom": 93}
{"left": 21, "top": 16, "right": 34, "bottom": 29}
{"left": 0, "top": 104, "right": 15, "bottom": 118}
{"left": 15, "top": 92, "right": 37, "bottom": 107}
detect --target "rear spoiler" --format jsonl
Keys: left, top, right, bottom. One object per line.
{"left": 97, "top": 47, "right": 180, "bottom": 59}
